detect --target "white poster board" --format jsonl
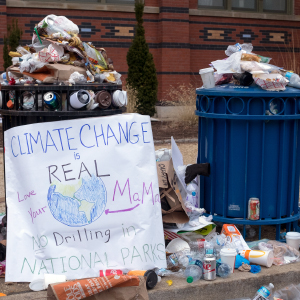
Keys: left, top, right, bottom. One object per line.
{"left": 4, "top": 113, "right": 166, "bottom": 282}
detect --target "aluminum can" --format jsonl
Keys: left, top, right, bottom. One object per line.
{"left": 248, "top": 197, "right": 260, "bottom": 220}
{"left": 203, "top": 254, "right": 216, "bottom": 281}
{"left": 44, "top": 92, "right": 60, "bottom": 110}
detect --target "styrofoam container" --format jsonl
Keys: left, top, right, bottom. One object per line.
{"left": 286, "top": 232, "right": 300, "bottom": 249}
{"left": 166, "top": 238, "right": 190, "bottom": 253}
{"left": 240, "top": 250, "right": 273, "bottom": 268}
{"left": 220, "top": 248, "right": 237, "bottom": 273}
{"left": 199, "top": 67, "right": 215, "bottom": 89}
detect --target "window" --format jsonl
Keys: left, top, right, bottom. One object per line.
{"left": 198, "top": 0, "right": 225, "bottom": 8}
{"left": 232, "top": 0, "right": 256, "bottom": 11}
{"left": 198, "top": 0, "right": 292, "bottom": 14}
{"left": 264, "top": 0, "right": 287, "bottom": 12}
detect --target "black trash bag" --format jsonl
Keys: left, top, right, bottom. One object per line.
{"left": 0, "top": 243, "right": 6, "bottom": 261}
{"left": 185, "top": 163, "right": 210, "bottom": 184}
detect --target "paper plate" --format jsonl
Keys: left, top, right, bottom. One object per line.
{"left": 29, "top": 279, "right": 45, "bottom": 291}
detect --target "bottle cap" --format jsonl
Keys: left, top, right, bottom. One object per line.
{"left": 192, "top": 191, "right": 196, "bottom": 196}
{"left": 269, "top": 283, "right": 274, "bottom": 289}
{"left": 187, "top": 276, "right": 193, "bottom": 283}
{"left": 144, "top": 270, "right": 158, "bottom": 290}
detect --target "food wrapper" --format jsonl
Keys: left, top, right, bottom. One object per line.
{"left": 221, "top": 224, "right": 250, "bottom": 252}
{"left": 38, "top": 44, "right": 61, "bottom": 63}
{"left": 47, "top": 275, "right": 149, "bottom": 300}
{"left": 253, "top": 74, "right": 288, "bottom": 91}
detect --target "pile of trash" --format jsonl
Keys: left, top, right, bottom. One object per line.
{"left": 1, "top": 15, "right": 121, "bottom": 86}
{"left": 0, "top": 15, "right": 127, "bottom": 111}
{"left": 200, "top": 43, "right": 300, "bottom": 92}
{"left": 153, "top": 138, "right": 300, "bottom": 291}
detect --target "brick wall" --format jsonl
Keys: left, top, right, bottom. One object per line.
{"left": 1, "top": 0, "right": 300, "bottom": 101}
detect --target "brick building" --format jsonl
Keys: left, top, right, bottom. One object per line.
{"left": 0, "top": 0, "right": 300, "bottom": 100}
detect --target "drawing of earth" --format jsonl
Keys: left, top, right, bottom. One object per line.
{"left": 47, "top": 175, "right": 107, "bottom": 227}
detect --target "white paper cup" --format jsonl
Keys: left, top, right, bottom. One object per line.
{"left": 286, "top": 232, "right": 300, "bottom": 249}
{"left": 240, "top": 250, "right": 273, "bottom": 268}
{"left": 44, "top": 274, "right": 67, "bottom": 288}
{"left": 112, "top": 90, "right": 126, "bottom": 107}
{"left": 220, "top": 248, "right": 237, "bottom": 273}
{"left": 70, "top": 90, "right": 91, "bottom": 109}
{"left": 199, "top": 67, "right": 215, "bottom": 89}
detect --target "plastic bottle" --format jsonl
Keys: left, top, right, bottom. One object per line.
{"left": 285, "top": 72, "right": 300, "bottom": 85}
{"left": 216, "top": 262, "right": 232, "bottom": 278}
{"left": 186, "top": 183, "right": 198, "bottom": 207}
{"left": 225, "top": 43, "right": 253, "bottom": 56}
{"left": 184, "top": 260, "right": 203, "bottom": 283}
{"left": 253, "top": 283, "right": 274, "bottom": 300}
{"left": 160, "top": 149, "right": 171, "bottom": 162}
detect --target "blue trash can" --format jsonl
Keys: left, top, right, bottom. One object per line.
{"left": 196, "top": 84, "right": 300, "bottom": 240}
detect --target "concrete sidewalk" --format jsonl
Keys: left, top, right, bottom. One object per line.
{"left": 2, "top": 262, "right": 300, "bottom": 299}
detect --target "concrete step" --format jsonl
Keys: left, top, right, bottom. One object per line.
{"left": 2, "top": 262, "right": 300, "bottom": 299}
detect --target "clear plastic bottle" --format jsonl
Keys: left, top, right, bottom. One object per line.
{"left": 216, "top": 262, "right": 232, "bottom": 278}
{"left": 253, "top": 283, "right": 274, "bottom": 300}
{"left": 184, "top": 261, "right": 203, "bottom": 283}
{"left": 225, "top": 43, "right": 253, "bottom": 56}
{"left": 160, "top": 149, "right": 171, "bottom": 162}
{"left": 285, "top": 72, "right": 300, "bottom": 85}
{"left": 186, "top": 183, "right": 198, "bottom": 208}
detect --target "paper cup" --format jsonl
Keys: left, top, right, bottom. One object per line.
{"left": 199, "top": 67, "right": 215, "bottom": 89}
{"left": 286, "top": 232, "right": 300, "bottom": 249}
{"left": 220, "top": 248, "right": 237, "bottom": 273}
{"left": 112, "top": 90, "right": 126, "bottom": 107}
{"left": 70, "top": 90, "right": 91, "bottom": 109}
{"left": 44, "top": 274, "right": 67, "bottom": 288}
{"left": 240, "top": 250, "right": 273, "bottom": 268}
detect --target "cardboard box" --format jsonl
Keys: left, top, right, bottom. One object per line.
{"left": 156, "top": 159, "right": 189, "bottom": 224}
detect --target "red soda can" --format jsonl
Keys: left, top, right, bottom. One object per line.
{"left": 99, "top": 269, "right": 123, "bottom": 277}
{"left": 248, "top": 198, "right": 260, "bottom": 220}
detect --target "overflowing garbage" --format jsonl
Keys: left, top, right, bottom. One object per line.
{"left": 200, "top": 43, "right": 300, "bottom": 91}
{"left": 0, "top": 15, "right": 127, "bottom": 111}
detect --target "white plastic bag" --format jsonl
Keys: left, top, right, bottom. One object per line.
{"left": 69, "top": 71, "right": 87, "bottom": 84}
{"left": 211, "top": 51, "right": 243, "bottom": 74}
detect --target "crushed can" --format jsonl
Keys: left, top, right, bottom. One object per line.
{"left": 248, "top": 198, "right": 260, "bottom": 220}
{"left": 203, "top": 254, "right": 216, "bottom": 281}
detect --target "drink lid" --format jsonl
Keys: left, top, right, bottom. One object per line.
{"left": 187, "top": 276, "right": 193, "bottom": 283}
{"left": 144, "top": 270, "right": 158, "bottom": 289}
{"left": 220, "top": 248, "right": 237, "bottom": 256}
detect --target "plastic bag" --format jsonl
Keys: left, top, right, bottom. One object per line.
{"left": 214, "top": 73, "right": 233, "bottom": 85}
{"left": 225, "top": 43, "right": 253, "bottom": 56}
{"left": 16, "top": 46, "right": 30, "bottom": 56}
{"left": 38, "top": 15, "right": 79, "bottom": 38}
{"left": 274, "top": 284, "right": 300, "bottom": 300}
{"left": 267, "top": 240, "right": 300, "bottom": 265}
{"left": 211, "top": 51, "right": 243, "bottom": 74}
{"left": 38, "top": 44, "right": 61, "bottom": 63}
{"left": 82, "top": 43, "right": 107, "bottom": 68}
{"left": 69, "top": 71, "right": 87, "bottom": 84}
{"left": 240, "top": 61, "right": 281, "bottom": 74}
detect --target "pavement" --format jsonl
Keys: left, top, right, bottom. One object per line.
{"left": 1, "top": 262, "right": 300, "bottom": 299}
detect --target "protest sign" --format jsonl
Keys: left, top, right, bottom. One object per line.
{"left": 4, "top": 113, "right": 166, "bottom": 282}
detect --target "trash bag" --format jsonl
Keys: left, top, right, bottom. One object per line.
{"left": 211, "top": 51, "right": 243, "bottom": 74}
{"left": 0, "top": 244, "right": 6, "bottom": 261}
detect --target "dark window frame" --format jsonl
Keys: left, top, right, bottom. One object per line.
{"left": 198, "top": 0, "right": 293, "bottom": 15}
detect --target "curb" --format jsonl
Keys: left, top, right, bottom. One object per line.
{"left": 154, "top": 138, "right": 198, "bottom": 144}
{"left": 3, "top": 262, "right": 300, "bottom": 300}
